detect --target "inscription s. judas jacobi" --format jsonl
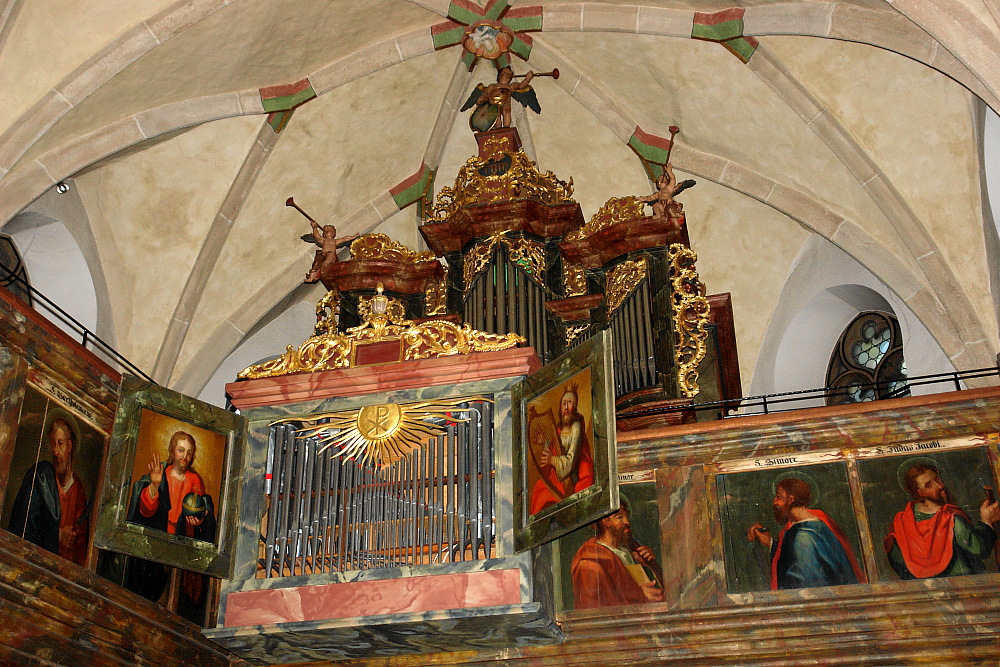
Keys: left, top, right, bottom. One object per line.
{"left": 871, "top": 441, "right": 942, "bottom": 455}
{"left": 714, "top": 436, "right": 987, "bottom": 474}
{"left": 852, "top": 435, "right": 985, "bottom": 459}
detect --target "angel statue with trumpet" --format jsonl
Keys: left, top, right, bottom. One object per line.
{"left": 461, "top": 65, "right": 559, "bottom": 132}
{"left": 286, "top": 197, "right": 360, "bottom": 283}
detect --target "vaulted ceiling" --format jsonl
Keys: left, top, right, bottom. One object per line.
{"left": 1, "top": 0, "right": 998, "bottom": 403}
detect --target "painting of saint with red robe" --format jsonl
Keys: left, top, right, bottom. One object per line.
{"left": 513, "top": 330, "right": 617, "bottom": 553}
{"left": 3, "top": 384, "right": 106, "bottom": 568}
{"left": 526, "top": 367, "right": 595, "bottom": 517}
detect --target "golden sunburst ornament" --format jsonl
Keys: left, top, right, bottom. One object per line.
{"left": 273, "top": 397, "right": 488, "bottom": 467}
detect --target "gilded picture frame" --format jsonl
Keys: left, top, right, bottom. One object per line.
{"left": 513, "top": 329, "right": 617, "bottom": 552}
{"left": 94, "top": 375, "right": 246, "bottom": 578}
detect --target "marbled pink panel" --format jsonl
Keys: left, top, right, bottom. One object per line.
{"left": 227, "top": 347, "right": 541, "bottom": 409}
{"left": 224, "top": 569, "right": 522, "bottom": 627}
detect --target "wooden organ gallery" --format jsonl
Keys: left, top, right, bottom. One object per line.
{"left": 203, "top": 123, "right": 736, "bottom": 662}
{"left": 4, "top": 101, "right": 1000, "bottom": 667}
{"left": 5, "top": 3, "right": 1000, "bottom": 665}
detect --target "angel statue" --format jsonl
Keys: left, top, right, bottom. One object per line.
{"left": 640, "top": 163, "right": 696, "bottom": 221}
{"left": 301, "top": 219, "right": 359, "bottom": 283}
{"left": 461, "top": 66, "right": 558, "bottom": 132}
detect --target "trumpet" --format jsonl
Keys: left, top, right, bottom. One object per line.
{"left": 285, "top": 197, "right": 318, "bottom": 224}
{"left": 511, "top": 68, "right": 559, "bottom": 80}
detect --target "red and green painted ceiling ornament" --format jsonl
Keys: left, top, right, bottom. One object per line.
{"left": 691, "top": 8, "right": 759, "bottom": 64}
{"left": 432, "top": 0, "right": 542, "bottom": 70}
{"left": 259, "top": 78, "right": 318, "bottom": 132}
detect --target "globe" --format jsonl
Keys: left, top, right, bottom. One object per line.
{"left": 181, "top": 492, "right": 207, "bottom": 519}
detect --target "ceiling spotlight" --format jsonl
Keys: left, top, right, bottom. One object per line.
{"left": 55, "top": 181, "right": 70, "bottom": 194}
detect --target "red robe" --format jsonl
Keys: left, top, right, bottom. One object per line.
{"left": 886, "top": 502, "right": 966, "bottom": 578}
{"left": 570, "top": 538, "right": 649, "bottom": 609}
{"left": 529, "top": 420, "right": 594, "bottom": 515}
{"left": 57, "top": 473, "right": 89, "bottom": 566}
{"left": 139, "top": 466, "right": 206, "bottom": 536}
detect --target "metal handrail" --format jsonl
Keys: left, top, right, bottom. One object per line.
{"left": 623, "top": 366, "right": 1000, "bottom": 421}
{"left": 0, "top": 262, "right": 155, "bottom": 383}
{"left": 4, "top": 258, "right": 992, "bottom": 410}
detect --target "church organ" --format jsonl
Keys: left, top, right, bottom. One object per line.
{"left": 208, "top": 122, "right": 736, "bottom": 662}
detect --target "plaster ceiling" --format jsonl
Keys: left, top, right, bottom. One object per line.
{"left": 1, "top": 0, "right": 998, "bottom": 399}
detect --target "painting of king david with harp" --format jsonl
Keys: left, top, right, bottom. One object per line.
{"left": 526, "top": 367, "right": 595, "bottom": 517}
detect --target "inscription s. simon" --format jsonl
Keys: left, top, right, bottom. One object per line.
{"left": 754, "top": 456, "right": 799, "bottom": 467}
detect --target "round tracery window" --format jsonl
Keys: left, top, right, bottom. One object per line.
{"left": 826, "top": 311, "right": 909, "bottom": 406}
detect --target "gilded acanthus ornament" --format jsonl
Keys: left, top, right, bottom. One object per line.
{"left": 565, "top": 323, "right": 590, "bottom": 347}
{"left": 462, "top": 232, "right": 546, "bottom": 291}
{"left": 314, "top": 290, "right": 340, "bottom": 336}
{"left": 349, "top": 233, "right": 437, "bottom": 263}
{"left": 424, "top": 277, "right": 448, "bottom": 316}
{"left": 505, "top": 238, "right": 546, "bottom": 281}
{"left": 565, "top": 196, "right": 646, "bottom": 242}
{"left": 464, "top": 237, "right": 497, "bottom": 290}
{"left": 605, "top": 257, "right": 648, "bottom": 315}
{"left": 272, "top": 396, "right": 488, "bottom": 468}
{"left": 562, "top": 262, "right": 588, "bottom": 297}
{"left": 238, "top": 283, "right": 524, "bottom": 380}
{"left": 668, "top": 243, "right": 710, "bottom": 398}
{"left": 403, "top": 320, "right": 525, "bottom": 359}
{"left": 423, "top": 150, "right": 574, "bottom": 223}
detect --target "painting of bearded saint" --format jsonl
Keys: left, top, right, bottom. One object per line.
{"left": 883, "top": 456, "right": 999, "bottom": 580}
{"left": 718, "top": 462, "right": 866, "bottom": 594}
{"left": 527, "top": 368, "right": 595, "bottom": 517}
{"left": 4, "top": 387, "right": 105, "bottom": 568}
{"left": 745, "top": 475, "right": 864, "bottom": 590}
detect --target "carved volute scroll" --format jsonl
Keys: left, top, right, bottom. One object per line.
{"left": 668, "top": 244, "right": 711, "bottom": 398}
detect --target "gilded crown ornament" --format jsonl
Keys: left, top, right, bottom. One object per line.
{"left": 238, "top": 283, "right": 525, "bottom": 380}
{"left": 565, "top": 196, "right": 646, "bottom": 242}
{"left": 423, "top": 150, "right": 574, "bottom": 223}
{"left": 349, "top": 233, "right": 437, "bottom": 264}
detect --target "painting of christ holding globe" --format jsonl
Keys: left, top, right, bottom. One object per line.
{"left": 127, "top": 408, "right": 224, "bottom": 546}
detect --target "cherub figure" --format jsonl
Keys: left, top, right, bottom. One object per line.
{"left": 461, "top": 66, "right": 541, "bottom": 132}
{"left": 303, "top": 220, "right": 359, "bottom": 283}
{"left": 640, "top": 164, "right": 696, "bottom": 221}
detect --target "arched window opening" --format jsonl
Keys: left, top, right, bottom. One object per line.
{"left": 826, "top": 311, "right": 909, "bottom": 406}
{"left": 2, "top": 211, "right": 99, "bottom": 336}
{"left": 0, "top": 233, "right": 31, "bottom": 305}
